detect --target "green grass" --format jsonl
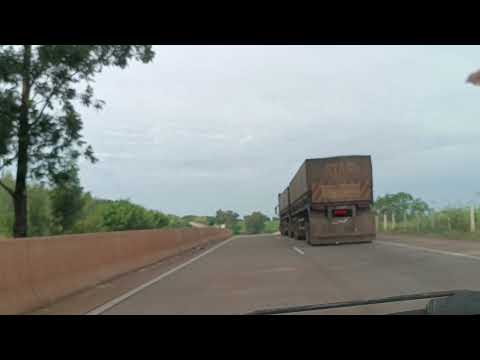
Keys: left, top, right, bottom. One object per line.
{"left": 378, "top": 207, "right": 480, "bottom": 241}
{"left": 263, "top": 220, "right": 280, "bottom": 234}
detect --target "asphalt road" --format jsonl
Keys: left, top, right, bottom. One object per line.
{"left": 91, "top": 234, "right": 480, "bottom": 315}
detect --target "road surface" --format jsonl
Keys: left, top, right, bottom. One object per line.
{"left": 73, "top": 233, "right": 480, "bottom": 315}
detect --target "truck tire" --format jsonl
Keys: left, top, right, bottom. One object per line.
{"left": 305, "top": 223, "right": 312, "bottom": 245}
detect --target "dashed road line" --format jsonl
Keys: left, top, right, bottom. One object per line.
{"left": 293, "top": 246, "right": 305, "bottom": 255}
{"left": 86, "top": 236, "right": 238, "bottom": 315}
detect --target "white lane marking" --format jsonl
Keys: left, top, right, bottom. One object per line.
{"left": 377, "top": 240, "right": 480, "bottom": 261}
{"left": 293, "top": 246, "right": 305, "bottom": 255}
{"left": 86, "top": 236, "right": 238, "bottom": 315}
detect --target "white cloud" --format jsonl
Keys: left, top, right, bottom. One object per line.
{"left": 96, "top": 152, "right": 135, "bottom": 160}
{"left": 239, "top": 135, "right": 253, "bottom": 144}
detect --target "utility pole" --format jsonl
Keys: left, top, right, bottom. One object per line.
{"left": 471, "top": 205, "right": 476, "bottom": 233}
{"left": 429, "top": 200, "right": 436, "bottom": 231}
{"left": 416, "top": 211, "right": 420, "bottom": 232}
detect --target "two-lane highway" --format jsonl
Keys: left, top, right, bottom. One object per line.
{"left": 88, "top": 234, "right": 480, "bottom": 315}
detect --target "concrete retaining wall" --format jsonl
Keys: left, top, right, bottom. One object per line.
{"left": 0, "top": 228, "right": 231, "bottom": 315}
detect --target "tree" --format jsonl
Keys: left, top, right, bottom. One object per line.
{"left": 28, "top": 182, "right": 54, "bottom": 236}
{"left": 244, "top": 211, "right": 269, "bottom": 234}
{"left": 1, "top": 172, "right": 55, "bottom": 237}
{"left": 102, "top": 200, "right": 169, "bottom": 232}
{"left": 148, "top": 210, "right": 170, "bottom": 228}
{"left": 0, "top": 172, "right": 15, "bottom": 237}
{"left": 71, "top": 193, "right": 107, "bottom": 234}
{"left": 49, "top": 163, "right": 85, "bottom": 234}
{"left": 0, "top": 45, "right": 155, "bottom": 237}
{"left": 373, "top": 192, "right": 430, "bottom": 219}
{"left": 167, "top": 214, "right": 191, "bottom": 228}
{"left": 215, "top": 209, "right": 240, "bottom": 229}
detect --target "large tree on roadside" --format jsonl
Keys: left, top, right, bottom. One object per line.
{"left": 49, "top": 163, "right": 85, "bottom": 234}
{"left": 0, "top": 45, "right": 155, "bottom": 237}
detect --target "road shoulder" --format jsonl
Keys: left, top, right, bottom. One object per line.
{"left": 378, "top": 233, "right": 480, "bottom": 257}
{"left": 28, "top": 236, "right": 232, "bottom": 315}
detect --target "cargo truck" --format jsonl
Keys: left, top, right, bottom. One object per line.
{"left": 277, "top": 155, "right": 375, "bottom": 245}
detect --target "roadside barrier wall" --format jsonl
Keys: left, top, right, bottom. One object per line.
{"left": 0, "top": 228, "right": 231, "bottom": 314}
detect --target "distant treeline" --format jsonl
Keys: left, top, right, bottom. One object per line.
{"left": 206, "top": 209, "right": 279, "bottom": 235}
{"left": 0, "top": 172, "right": 190, "bottom": 238}
{"left": 374, "top": 192, "right": 479, "bottom": 240}
{"left": 0, "top": 171, "right": 279, "bottom": 239}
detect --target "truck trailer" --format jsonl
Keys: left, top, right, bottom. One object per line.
{"left": 277, "top": 155, "right": 375, "bottom": 245}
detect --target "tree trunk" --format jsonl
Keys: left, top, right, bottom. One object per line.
{"left": 13, "top": 45, "right": 32, "bottom": 238}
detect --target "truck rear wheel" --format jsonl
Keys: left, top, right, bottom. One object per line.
{"left": 305, "top": 223, "right": 312, "bottom": 245}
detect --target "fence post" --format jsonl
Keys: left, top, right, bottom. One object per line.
{"left": 383, "top": 213, "right": 388, "bottom": 231}
{"left": 416, "top": 211, "right": 420, "bottom": 232}
{"left": 403, "top": 211, "right": 407, "bottom": 231}
{"left": 471, "top": 206, "right": 476, "bottom": 233}
{"left": 431, "top": 211, "right": 435, "bottom": 230}
{"left": 391, "top": 212, "right": 396, "bottom": 230}
{"left": 375, "top": 215, "right": 379, "bottom": 232}
{"left": 447, "top": 217, "right": 452, "bottom": 232}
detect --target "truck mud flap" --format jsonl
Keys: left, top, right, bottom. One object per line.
{"left": 308, "top": 234, "right": 376, "bottom": 246}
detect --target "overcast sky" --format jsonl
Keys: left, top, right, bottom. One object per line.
{"left": 78, "top": 45, "right": 480, "bottom": 217}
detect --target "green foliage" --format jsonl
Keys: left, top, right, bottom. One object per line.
{"left": 28, "top": 183, "right": 55, "bottom": 236}
{"left": 1, "top": 173, "right": 179, "bottom": 237}
{"left": 167, "top": 215, "right": 192, "bottom": 229}
{"left": 264, "top": 219, "right": 280, "bottom": 234}
{"left": 244, "top": 211, "right": 270, "bottom": 234}
{"left": 381, "top": 202, "right": 480, "bottom": 241}
{"left": 232, "top": 222, "right": 243, "bottom": 235}
{"left": 0, "top": 45, "right": 155, "bottom": 237}
{"left": 70, "top": 195, "right": 109, "bottom": 234}
{"left": 49, "top": 164, "right": 85, "bottom": 234}
{"left": 0, "top": 172, "right": 14, "bottom": 237}
{"left": 102, "top": 200, "right": 169, "bottom": 232}
{"left": 374, "top": 192, "right": 430, "bottom": 219}
{"left": 215, "top": 209, "right": 239, "bottom": 229}
{"left": 0, "top": 45, "right": 155, "bottom": 182}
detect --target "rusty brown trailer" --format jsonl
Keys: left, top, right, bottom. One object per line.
{"left": 278, "top": 155, "right": 375, "bottom": 245}
{"left": 279, "top": 187, "right": 290, "bottom": 214}
{"left": 278, "top": 187, "right": 291, "bottom": 236}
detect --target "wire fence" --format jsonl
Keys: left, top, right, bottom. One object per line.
{"left": 376, "top": 206, "right": 479, "bottom": 239}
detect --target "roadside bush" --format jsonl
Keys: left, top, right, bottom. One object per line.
{"left": 244, "top": 212, "right": 269, "bottom": 234}
{"left": 380, "top": 205, "right": 480, "bottom": 241}
{"left": 102, "top": 200, "right": 169, "bottom": 232}
{"left": 264, "top": 220, "right": 280, "bottom": 234}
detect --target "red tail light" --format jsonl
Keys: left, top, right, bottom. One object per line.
{"left": 333, "top": 209, "right": 350, "bottom": 217}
